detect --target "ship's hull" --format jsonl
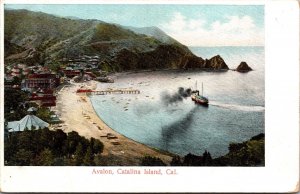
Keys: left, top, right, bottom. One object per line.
{"left": 191, "top": 94, "right": 209, "bottom": 106}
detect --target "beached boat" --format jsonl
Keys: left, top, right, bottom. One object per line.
{"left": 191, "top": 82, "right": 209, "bottom": 106}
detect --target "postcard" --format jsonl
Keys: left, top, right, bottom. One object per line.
{"left": 0, "top": 0, "right": 299, "bottom": 192}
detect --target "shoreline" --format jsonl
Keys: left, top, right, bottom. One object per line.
{"left": 53, "top": 80, "right": 173, "bottom": 166}
{"left": 110, "top": 67, "right": 230, "bottom": 76}
{"left": 88, "top": 94, "right": 177, "bottom": 158}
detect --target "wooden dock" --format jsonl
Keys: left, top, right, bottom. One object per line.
{"left": 87, "top": 89, "right": 140, "bottom": 95}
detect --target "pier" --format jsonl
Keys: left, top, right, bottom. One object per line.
{"left": 86, "top": 89, "right": 140, "bottom": 95}
{"left": 76, "top": 88, "right": 140, "bottom": 95}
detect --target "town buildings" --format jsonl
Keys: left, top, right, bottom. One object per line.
{"left": 5, "top": 55, "right": 105, "bottom": 108}
{"left": 21, "top": 73, "right": 60, "bottom": 91}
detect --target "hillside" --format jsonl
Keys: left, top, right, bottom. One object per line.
{"left": 124, "top": 25, "right": 179, "bottom": 44}
{"left": 5, "top": 9, "right": 97, "bottom": 48}
{"left": 4, "top": 9, "right": 229, "bottom": 71}
{"left": 169, "top": 133, "right": 265, "bottom": 166}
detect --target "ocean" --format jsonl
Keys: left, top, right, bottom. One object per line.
{"left": 90, "top": 46, "right": 265, "bottom": 157}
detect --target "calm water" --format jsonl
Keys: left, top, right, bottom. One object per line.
{"left": 90, "top": 46, "right": 265, "bottom": 157}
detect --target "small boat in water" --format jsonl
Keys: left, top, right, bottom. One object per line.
{"left": 191, "top": 82, "right": 209, "bottom": 106}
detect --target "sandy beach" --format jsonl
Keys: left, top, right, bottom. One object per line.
{"left": 53, "top": 81, "right": 172, "bottom": 165}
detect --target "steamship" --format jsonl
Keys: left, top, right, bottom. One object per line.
{"left": 191, "top": 82, "right": 209, "bottom": 106}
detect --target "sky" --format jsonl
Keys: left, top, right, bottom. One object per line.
{"left": 5, "top": 4, "right": 264, "bottom": 47}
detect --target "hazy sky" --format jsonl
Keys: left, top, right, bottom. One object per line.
{"left": 5, "top": 4, "right": 264, "bottom": 46}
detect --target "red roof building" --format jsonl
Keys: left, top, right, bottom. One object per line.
{"left": 23, "top": 73, "right": 60, "bottom": 90}
{"left": 63, "top": 69, "right": 81, "bottom": 78}
{"left": 30, "top": 89, "right": 57, "bottom": 107}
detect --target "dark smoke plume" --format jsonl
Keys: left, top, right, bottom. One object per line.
{"left": 160, "top": 106, "right": 199, "bottom": 151}
{"left": 161, "top": 87, "right": 192, "bottom": 106}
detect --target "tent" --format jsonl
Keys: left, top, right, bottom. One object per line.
{"left": 27, "top": 107, "right": 38, "bottom": 112}
{"left": 7, "top": 115, "right": 49, "bottom": 132}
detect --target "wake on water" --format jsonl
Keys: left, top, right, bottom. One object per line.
{"left": 209, "top": 101, "right": 265, "bottom": 112}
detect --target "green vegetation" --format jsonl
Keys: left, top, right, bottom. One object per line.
{"left": 11, "top": 76, "right": 23, "bottom": 86}
{"left": 143, "top": 36, "right": 162, "bottom": 46}
{"left": 5, "top": 9, "right": 202, "bottom": 72}
{"left": 99, "top": 60, "right": 114, "bottom": 72}
{"left": 4, "top": 87, "right": 56, "bottom": 123}
{"left": 92, "top": 23, "right": 139, "bottom": 42}
{"left": 4, "top": 9, "right": 96, "bottom": 63}
{"left": 4, "top": 38, "right": 24, "bottom": 57}
{"left": 4, "top": 88, "right": 29, "bottom": 121}
{"left": 4, "top": 9, "right": 95, "bottom": 45}
{"left": 169, "top": 133, "right": 265, "bottom": 166}
{"left": 215, "top": 134, "right": 265, "bottom": 166}
{"left": 140, "top": 156, "right": 167, "bottom": 166}
{"left": 36, "top": 107, "right": 53, "bottom": 123}
{"left": 48, "top": 62, "right": 61, "bottom": 73}
{"left": 5, "top": 129, "right": 104, "bottom": 166}
{"left": 4, "top": 123, "right": 264, "bottom": 166}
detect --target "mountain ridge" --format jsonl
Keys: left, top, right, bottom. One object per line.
{"left": 4, "top": 9, "right": 229, "bottom": 71}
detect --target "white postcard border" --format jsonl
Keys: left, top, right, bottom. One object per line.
{"left": 0, "top": 0, "right": 299, "bottom": 193}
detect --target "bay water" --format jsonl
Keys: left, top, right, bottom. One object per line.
{"left": 90, "top": 46, "right": 265, "bottom": 157}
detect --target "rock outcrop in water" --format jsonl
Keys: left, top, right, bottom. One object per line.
{"left": 203, "top": 55, "right": 229, "bottom": 70}
{"left": 236, "top": 61, "right": 252, "bottom": 72}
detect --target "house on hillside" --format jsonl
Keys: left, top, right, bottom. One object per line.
{"left": 11, "top": 66, "right": 21, "bottom": 77}
{"left": 63, "top": 69, "right": 81, "bottom": 78}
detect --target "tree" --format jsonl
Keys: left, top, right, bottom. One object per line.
{"left": 90, "top": 137, "right": 104, "bottom": 154}
{"left": 38, "top": 128, "right": 54, "bottom": 151}
{"left": 52, "top": 129, "right": 67, "bottom": 156}
{"left": 83, "top": 147, "right": 94, "bottom": 166}
{"left": 141, "top": 156, "right": 166, "bottom": 166}
{"left": 4, "top": 132, "right": 19, "bottom": 164}
{"left": 170, "top": 155, "right": 182, "bottom": 166}
{"left": 229, "top": 142, "right": 246, "bottom": 152}
{"left": 48, "top": 62, "right": 61, "bottom": 73}
{"left": 17, "top": 130, "right": 34, "bottom": 151}
{"left": 202, "top": 150, "right": 213, "bottom": 166}
{"left": 36, "top": 107, "right": 52, "bottom": 123}
{"left": 65, "top": 131, "right": 81, "bottom": 156}
{"left": 37, "top": 148, "right": 54, "bottom": 166}
{"left": 183, "top": 153, "right": 202, "bottom": 166}
{"left": 13, "top": 149, "right": 34, "bottom": 165}
{"left": 4, "top": 88, "right": 29, "bottom": 121}
{"left": 4, "top": 128, "right": 105, "bottom": 166}
{"left": 74, "top": 143, "right": 84, "bottom": 165}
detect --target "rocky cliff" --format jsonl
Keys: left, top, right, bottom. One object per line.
{"left": 204, "top": 55, "right": 229, "bottom": 70}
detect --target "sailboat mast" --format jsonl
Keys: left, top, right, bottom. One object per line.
{"left": 202, "top": 82, "right": 203, "bottom": 96}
